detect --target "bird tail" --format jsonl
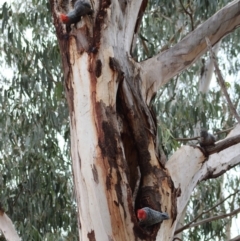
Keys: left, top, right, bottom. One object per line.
{"left": 60, "top": 14, "right": 70, "bottom": 23}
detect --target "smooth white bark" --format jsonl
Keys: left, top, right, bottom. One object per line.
{"left": 0, "top": 212, "right": 21, "bottom": 241}
{"left": 70, "top": 50, "right": 112, "bottom": 239}
{"left": 69, "top": 36, "right": 136, "bottom": 239}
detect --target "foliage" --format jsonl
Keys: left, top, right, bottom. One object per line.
{"left": 0, "top": 0, "right": 78, "bottom": 240}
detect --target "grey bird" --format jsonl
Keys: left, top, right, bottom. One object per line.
{"left": 137, "top": 207, "right": 169, "bottom": 227}
{"left": 60, "top": 0, "right": 93, "bottom": 24}
{"left": 200, "top": 129, "right": 216, "bottom": 147}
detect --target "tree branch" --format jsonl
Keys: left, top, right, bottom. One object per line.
{"left": 175, "top": 136, "right": 199, "bottom": 141}
{"left": 166, "top": 124, "right": 240, "bottom": 237}
{"left": 0, "top": 210, "right": 21, "bottom": 241}
{"left": 179, "top": 0, "right": 194, "bottom": 31}
{"left": 140, "top": 0, "right": 240, "bottom": 104}
{"left": 125, "top": 0, "right": 146, "bottom": 52}
{"left": 229, "top": 235, "right": 240, "bottom": 241}
{"left": 215, "top": 127, "right": 234, "bottom": 135}
{"left": 205, "top": 37, "right": 240, "bottom": 124}
{"left": 175, "top": 207, "right": 240, "bottom": 234}
{"left": 203, "top": 134, "right": 240, "bottom": 156}
{"left": 174, "top": 189, "right": 240, "bottom": 234}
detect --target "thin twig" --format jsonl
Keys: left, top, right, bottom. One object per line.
{"left": 175, "top": 207, "right": 240, "bottom": 235}
{"left": 215, "top": 127, "right": 234, "bottom": 135}
{"left": 179, "top": 0, "right": 194, "bottom": 30}
{"left": 175, "top": 189, "right": 240, "bottom": 234}
{"left": 175, "top": 136, "right": 199, "bottom": 141}
{"left": 205, "top": 37, "right": 240, "bottom": 124}
{"left": 174, "top": 127, "right": 235, "bottom": 142}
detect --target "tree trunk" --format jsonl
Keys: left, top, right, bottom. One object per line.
{"left": 49, "top": 0, "right": 240, "bottom": 240}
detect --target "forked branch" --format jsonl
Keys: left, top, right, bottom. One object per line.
{"left": 140, "top": 0, "right": 240, "bottom": 104}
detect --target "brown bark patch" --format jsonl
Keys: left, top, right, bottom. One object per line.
{"left": 92, "top": 0, "right": 112, "bottom": 51}
{"left": 99, "top": 119, "right": 127, "bottom": 217}
{"left": 109, "top": 57, "right": 120, "bottom": 72}
{"left": 87, "top": 230, "right": 96, "bottom": 241}
{"left": 136, "top": 186, "right": 161, "bottom": 211}
{"left": 109, "top": 57, "right": 124, "bottom": 83}
{"left": 95, "top": 101, "right": 131, "bottom": 221}
{"left": 115, "top": 172, "right": 126, "bottom": 218}
{"left": 95, "top": 59, "right": 102, "bottom": 77}
{"left": 100, "top": 121, "right": 118, "bottom": 161}
{"left": 0, "top": 202, "right": 4, "bottom": 215}
{"left": 92, "top": 164, "right": 99, "bottom": 183}
{"left": 106, "top": 173, "right": 111, "bottom": 191}
{"left": 78, "top": 152, "right": 81, "bottom": 168}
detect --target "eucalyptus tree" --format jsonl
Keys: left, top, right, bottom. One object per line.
{"left": 1, "top": 0, "right": 240, "bottom": 241}
{"left": 48, "top": 0, "right": 240, "bottom": 240}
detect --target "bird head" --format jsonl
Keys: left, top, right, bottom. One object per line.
{"left": 137, "top": 209, "right": 147, "bottom": 221}
{"left": 200, "top": 129, "right": 208, "bottom": 138}
{"left": 60, "top": 14, "right": 69, "bottom": 24}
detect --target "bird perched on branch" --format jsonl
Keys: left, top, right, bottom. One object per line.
{"left": 60, "top": 0, "right": 93, "bottom": 24}
{"left": 137, "top": 207, "right": 169, "bottom": 227}
{"left": 199, "top": 129, "right": 216, "bottom": 147}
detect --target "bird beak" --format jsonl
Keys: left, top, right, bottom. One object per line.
{"left": 161, "top": 212, "right": 170, "bottom": 220}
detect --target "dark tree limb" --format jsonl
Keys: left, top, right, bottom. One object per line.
{"left": 179, "top": 0, "right": 194, "bottom": 30}
{"left": 203, "top": 134, "right": 240, "bottom": 156}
